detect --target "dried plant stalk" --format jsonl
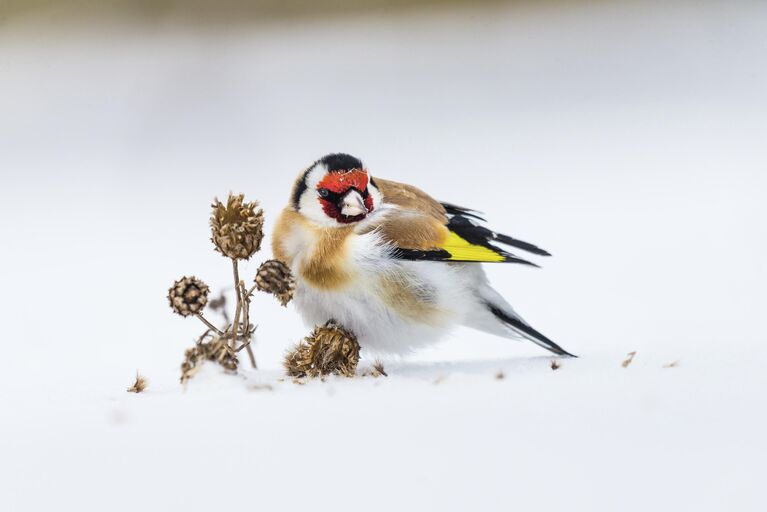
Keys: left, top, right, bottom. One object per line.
{"left": 169, "top": 193, "right": 295, "bottom": 384}
{"left": 238, "top": 281, "right": 257, "bottom": 368}
{"left": 181, "top": 333, "right": 239, "bottom": 384}
{"left": 208, "top": 291, "right": 230, "bottom": 324}
{"left": 230, "top": 259, "right": 243, "bottom": 350}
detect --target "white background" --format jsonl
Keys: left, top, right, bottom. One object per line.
{"left": 1, "top": 1, "right": 765, "bottom": 510}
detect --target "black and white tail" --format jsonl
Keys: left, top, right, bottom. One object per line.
{"left": 485, "top": 302, "right": 576, "bottom": 357}
{"left": 463, "top": 278, "right": 577, "bottom": 357}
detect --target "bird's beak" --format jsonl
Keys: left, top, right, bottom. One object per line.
{"left": 341, "top": 189, "right": 368, "bottom": 217}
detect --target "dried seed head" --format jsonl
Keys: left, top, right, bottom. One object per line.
{"left": 255, "top": 259, "right": 295, "bottom": 306}
{"left": 168, "top": 276, "right": 210, "bottom": 317}
{"left": 210, "top": 194, "right": 264, "bottom": 260}
{"left": 361, "top": 360, "right": 388, "bottom": 378}
{"left": 372, "top": 360, "right": 387, "bottom": 377}
{"left": 284, "top": 322, "right": 360, "bottom": 378}
{"left": 127, "top": 373, "right": 148, "bottom": 393}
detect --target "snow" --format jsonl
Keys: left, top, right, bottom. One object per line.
{"left": 1, "top": 1, "right": 766, "bottom": 510}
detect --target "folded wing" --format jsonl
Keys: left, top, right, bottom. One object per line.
{"left": 370, "top": 178, "right": 550, "bottom": 265}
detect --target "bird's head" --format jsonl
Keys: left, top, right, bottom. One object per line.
{"left": 291, "top": 153, "right": 382, "bottom": 227}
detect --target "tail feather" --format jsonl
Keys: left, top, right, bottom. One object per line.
{"left": 486, "top": 303, "right": 577, "bottom": 357}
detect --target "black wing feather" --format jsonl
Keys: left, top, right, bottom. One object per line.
{"left": 441, "top": 202, "right": 487, "bottom": 222}
{"left": 389, "top": 202, "right": 551, "bottom": 265}
{"left": 446, "top": 209, "right": 551, "bottom": 257}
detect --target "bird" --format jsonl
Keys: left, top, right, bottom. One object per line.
{"left": 272, "top": 153, "right": 575, "bottom": 357}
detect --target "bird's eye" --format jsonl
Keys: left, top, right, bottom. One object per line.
{"left": 318, "top": 188, "right": 330, "bottom": 198}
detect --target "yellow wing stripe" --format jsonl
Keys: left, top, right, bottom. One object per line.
{"left": 441, "top": 231, "right": 506, "bottom": 262}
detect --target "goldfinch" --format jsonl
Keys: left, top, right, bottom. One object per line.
{"left": 272, "top": 153, "right": 575, "bottom": 357}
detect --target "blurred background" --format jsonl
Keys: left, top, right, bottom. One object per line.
{"left": 1, "top": 1, "right": 765, "bottom": 510}
{"left": 2, "top": 0, "right": 764, "bottom": 368}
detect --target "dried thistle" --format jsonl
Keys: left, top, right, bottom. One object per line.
{"left": 168, "top": 276, "right": 210, "bottom": 317}
{"left": 361, "top": 360, "right": 388, "bottom": 378}
{"left": 372, "top": 360, "right": 387, "bottom": 377}
{"left": 207, "top": 291, "right": 230, "bottom": 323}
{"left": 284, "top": 322, "right": 360, "bottom": 378}
{"left": 127, "top": 373, "right": 148, "bottom": 393}
{"left": 255, "top": 259, "right": 295, "bottom": 306}
{"left": 210, "top": 194, "right": 264, "bottom": 260}
{"left": 622, "top": 351, "right": 637, "bottom": 368}
{"left": 550, "top": 360, "right": 561, "bottom": 371}
{"left": 181, "top": 334, "right": 238, "bottom": 384}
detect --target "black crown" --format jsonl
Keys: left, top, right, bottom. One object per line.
{"left": 320, "top": 153, "right": 363, "bottom": 172}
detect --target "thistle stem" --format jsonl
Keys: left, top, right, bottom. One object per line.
{"left": 231, "top": 259, "right": 243, "bottom": 350}
{"left": 245, "top": 341, "right": 257, "bottom": 368}
{"left": 239, "top": 281, "right": 257, "bottom": 369}
{"left": 195, "top": 314, "right": 223, "bottom": 336}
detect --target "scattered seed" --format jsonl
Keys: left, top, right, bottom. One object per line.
{"left": 361, "top": 360, "right": 388, "bottom": 378}
{"left": 372, "top": 360, "right": 388, "bottom": 377}
{"left": 127, "top": 372, "right": 147, "bottom": 393}
{"left": 622, "top": 351, "right": 637, "bottom": 368}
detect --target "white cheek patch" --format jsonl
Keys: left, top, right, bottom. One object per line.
{"left": 297, "top": 164, "right": 380, "bottom": 228}
{"left": 298, "top": 163, "right": 340, "bottom": 227}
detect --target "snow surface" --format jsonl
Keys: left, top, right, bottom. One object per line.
{"left": 1, "top": 1, "right": 766, "bottom": 511}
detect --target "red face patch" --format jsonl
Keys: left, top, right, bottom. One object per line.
{"left": 317, "top": 169, "right": 369, "bottom": 194}
{"left": 316, "top": 169, "right": 375, "bottom": 223}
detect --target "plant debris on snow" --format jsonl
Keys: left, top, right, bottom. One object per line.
{"left": 372, "top": 360, "right": 388, "bottom": 377}
{"left": 621, "top": 351, "right": 637, "bottom": 368}
{"left": 127, "top": 373, "right": 148, "bottom": 393}
{"left": 361, "top": 360, "right": 388, "bottom": 378}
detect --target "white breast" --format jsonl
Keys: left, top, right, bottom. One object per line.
{"left": 286, "top": 222, "right": 481, "bottom": 355}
